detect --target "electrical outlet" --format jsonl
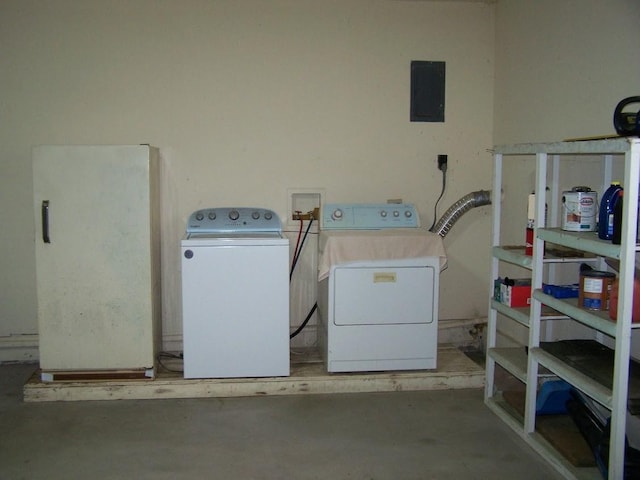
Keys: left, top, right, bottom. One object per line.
{"left": 437, "top": 154, "right": 448, "bottom": 171}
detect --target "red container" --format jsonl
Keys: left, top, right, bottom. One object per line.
{"left": 609, "top": 277, "right": 640, "bottom": 323}
{"left": 525, "top": 228, "right": 534, "bottom": 256}
{"left": 501, "top": 279, "right": 532, "bottom": 308}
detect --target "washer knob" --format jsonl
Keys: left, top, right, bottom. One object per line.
{"left": 195, "top": 212, "right": 204, "bottom": 221}
{"left": 380, "top": 211, "right": 388, "bottom": 218}
{"left": 208, "top": 211, "right": 216, "bottom": 220}
{"left": 405, "top": 210, "right": 412, "bottom": 218}
{"left": 229, "top": 209, "right": 240, "bottom": 221}
{"left": 252, "top": 211, "right": 260, "bottom": 220}
{"left": 332, "top": 209, "right": 343, "bottom": 220}
{"left": 393, "top": 210, "right": 400, "bottom": 217}
{"left": 264, "top": 212, "right": 273, "bottom": 220}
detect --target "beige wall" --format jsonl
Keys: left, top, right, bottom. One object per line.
{"left": 0, "top": 0, "right": 496, "bottom": 356}
{"left": 3, "top": 0, "right": 638, "bottom": 360}
{"left": 494, "top": 0, "right": 640, "bottom": 144}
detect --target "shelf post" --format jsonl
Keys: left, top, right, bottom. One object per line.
{"left": 608, "top": 139, "right": 640, "bottom": 479}
{"left": 485, "top": 151, "right": 503, "bottom": 401}
{"left": 524, "top": 152, "right": 547, "bottom": 433}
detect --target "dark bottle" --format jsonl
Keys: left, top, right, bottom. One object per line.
{"left": 612, "top": 191, "right": 623, "bottom": 245}
{"left": 598, "top": 182, "right": 623, "bottom": 240}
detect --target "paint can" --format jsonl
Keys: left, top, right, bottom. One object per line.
{"left": 561, "top": 187, "right": 597, "bottom": 232}
{"left": 579, "top": 270, "right": 615, "bottom": 311}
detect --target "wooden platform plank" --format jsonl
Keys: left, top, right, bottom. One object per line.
{"left": 24, "top": 346, "right": 484, "bottom": 402}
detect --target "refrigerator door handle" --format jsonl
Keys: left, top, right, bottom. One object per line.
{"left": 42, "top": 200, "right": 50, "bottom": 243}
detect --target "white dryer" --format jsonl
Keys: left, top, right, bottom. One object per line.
{"left": 181, "top": 208, "right": 289, "bottom": 379}
{"left": 317, "top": 204, "right": 447, "bottom": 373}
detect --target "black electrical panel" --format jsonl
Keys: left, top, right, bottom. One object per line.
{"left": 410, "top": 61, "right": 445, "bottom": 122}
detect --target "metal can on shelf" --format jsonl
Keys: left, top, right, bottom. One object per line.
{"left": 579, "top": 270, "right": 615, "bottom": 311}
{"left": 561, "top": 186, "right": 597, "bottom": 232}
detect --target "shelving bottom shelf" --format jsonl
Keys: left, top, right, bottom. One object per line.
{"left": 486, "top": 339, "right": 640, "bottom": 479}
{"left": 486, "top": 394, "right": 602, "bottom": 480}
{"left": 488, "top": 340, "right": 640, "bottom": 479}
{"left": 525, "top": 431, "right": 602, "bottom": 480}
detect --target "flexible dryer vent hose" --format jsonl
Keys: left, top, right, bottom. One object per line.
{"left": 429, "top": 190, "right": 492, "bottom": 238}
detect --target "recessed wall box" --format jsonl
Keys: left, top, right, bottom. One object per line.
{"left": 287, "top": 189, "right": 324, "bottom": 224}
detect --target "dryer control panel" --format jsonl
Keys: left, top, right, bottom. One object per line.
{"left": 321, "top": 203, "right": 419, "bottom": 230}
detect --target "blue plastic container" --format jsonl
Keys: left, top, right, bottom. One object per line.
{"left": 536, "top": 380, "right": 572, "bottom": 415}
{"left": 598, "top": 181, "right": 623, "bottom": 240}
{"left": 542, "top": 283, "right": 580, "bottom": 299}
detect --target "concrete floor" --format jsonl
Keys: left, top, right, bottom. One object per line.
{"left": 1, "top": 363, "right": 564, "bottom": 480}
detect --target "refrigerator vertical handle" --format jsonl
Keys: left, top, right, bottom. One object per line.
{"left": 42, "top": 200, "right": 50, "bottom": 243}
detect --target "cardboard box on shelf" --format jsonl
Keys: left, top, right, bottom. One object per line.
{"left": 495, "top": 277, "right": 532, "bottom": 308}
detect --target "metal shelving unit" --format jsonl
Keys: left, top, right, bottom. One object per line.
{"left": 485, "top": 138, "right": 640, "bottom": 480}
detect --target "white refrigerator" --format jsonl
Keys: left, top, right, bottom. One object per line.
{"left": 32, "top": 145, "right": 161, "bottom": 381}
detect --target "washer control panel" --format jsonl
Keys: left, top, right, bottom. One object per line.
{"left": 186, "top": 207, "right": 282, "bottom": 234}
{"left": 321, "top": 203, "right": 419, "bottom": 230}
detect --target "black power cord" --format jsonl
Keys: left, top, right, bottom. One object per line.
{"left": 289, "top": 214, "right": 317, "bottom": 339}
{"left": 429, "top": 154, "right": 448, "bottom": 231}
{"left": 290, "top": 216, "right": 314, "bottom": 281}
{"left": 156, "top": 351, "right": 184, "bottom": 373}
{"left": 290, "top": 302, "right": 317, "bottom": 339}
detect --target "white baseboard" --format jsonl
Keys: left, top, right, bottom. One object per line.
{"left": 0, "top": 335, "right": 39, "bottom": 363}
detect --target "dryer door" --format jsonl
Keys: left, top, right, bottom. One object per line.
{"left": 332, "top": 264, "right": 436, "bottom": 326}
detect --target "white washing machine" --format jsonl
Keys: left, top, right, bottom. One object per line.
{"left": 317, "top": 204, "right": 447, "bottom": 373}
{"left": 181, "top": 208, "right": 290, "bottom": 379}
